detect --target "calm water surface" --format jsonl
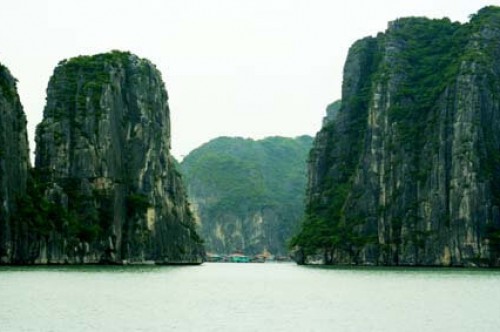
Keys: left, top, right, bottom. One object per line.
{"left": 1, "top": 263, "right": 500, "bottom": 331}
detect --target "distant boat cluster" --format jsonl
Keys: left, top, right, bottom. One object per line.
{"left": 206, "top": 252, "right": 292, "bottom": 263}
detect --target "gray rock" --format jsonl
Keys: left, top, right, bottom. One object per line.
{"left": 0, "top": 63, "right": 30, "bottom": 264}
{"left": 300, "top": 7, "right": 500, "bottom": 266}
{"left": 33, "top": 51, "right": 204, "bottom": 264}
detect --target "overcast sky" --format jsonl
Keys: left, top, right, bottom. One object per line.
{"left": 0, "top": 0, "right": 496, "bottom": 159}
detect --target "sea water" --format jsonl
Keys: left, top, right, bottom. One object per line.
{"left": 1, "top": 263, "right": 500, "bottom": 331}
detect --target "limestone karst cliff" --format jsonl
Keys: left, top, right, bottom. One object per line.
{"left": 293, "top": 6, "right": 500, "bottom": 266}
{"left": 23, "top": 51, "right": 204, "bottom": 264}
{"left": 181, "top": 136, "right": 312, "bottom": 257}
{"left": 0, "top": 63, "right": 30, "bottom": 263}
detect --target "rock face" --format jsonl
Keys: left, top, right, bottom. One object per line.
{"left": 322, "top": 100, "right": 341, "bottom": 127}
{"left": 181, "top": 136, "right": 313, "bottom": 257}
{"left": 31, "top": 51, "right": 204, "bottom": 264}
{"left": 294, "top": 7, "right": 500, "bottom": 266}
{"left": 0, "top": 63, "right": 30, "bottom": 263}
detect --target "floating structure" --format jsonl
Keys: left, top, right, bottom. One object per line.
{"left": 228, "top": 253, "right": 250, "bottom": 263}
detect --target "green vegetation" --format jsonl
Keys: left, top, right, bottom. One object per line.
{"left": 386, "top": 17, "right": 465, "bottom": 165}
{"left": 182, "top": 136, "right": 313, "bottom": 213}
{"left": 12, "top": 169, "right": 144, "bottom": 249}
{"left": 10, "top": 171, "right": 99, "bottom": 248}
{"left": 469, "top": 6, "right": 500, "bottom": 28}
{"left": 12, "top": 170, "right": 63, "bottom": 237}
{"left": 126, "top": 193, "right": 150, "bottom": 218}
{"left": 59, "top": 50, "right": 132, "bottom": 67}
{"left": 181, "top": 135, "right": 313, "bottom": 255}
{"left": 0, "top": 63, "right": 17, "bottom": 102}
{"left": 47, "top": 50, "right": 143, "bottom": 137}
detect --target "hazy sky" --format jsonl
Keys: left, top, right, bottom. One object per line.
{"left": 0, "top": 0, "right": 496, "bottom": 159}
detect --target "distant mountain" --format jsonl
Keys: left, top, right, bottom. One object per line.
{"left": 181, "top": 136, "right": 313, "bottom": 256}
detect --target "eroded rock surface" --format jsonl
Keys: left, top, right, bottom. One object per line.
{"left": 31, "top": 51, "right": 204, "bottom": 264}
{"left": 295, "top": 7, "right": 500, "bottom": 266}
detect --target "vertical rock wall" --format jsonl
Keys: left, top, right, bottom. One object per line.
{"left": 299, "top": 7, "right": 500, "bottom": 266}
{"left": 0, "top": 63, "right": 30, "bottom": 263}
{"left": 33, "top": 51, "right": 203, "bottom": 264}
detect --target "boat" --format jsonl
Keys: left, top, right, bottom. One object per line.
{"left": 228, "top": 253, "right": 250, "bottom": 263}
